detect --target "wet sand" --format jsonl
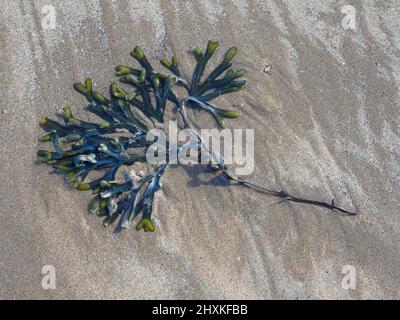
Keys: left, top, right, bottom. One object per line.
{"left": 0, "top": 0, "right": 399, "bottom": 299}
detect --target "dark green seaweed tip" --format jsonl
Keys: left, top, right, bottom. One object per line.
{"left": 125, "top": 68, "right": 146, "bottom": 85}
{"left": 61, "top": 134, "right": 82, "bottom": 143}
{"left": 73, "top": 78, "right": 93, "bottom": 102}
{"left": 209, "top": 106, "right": 240, "bottom": 128}
{"left": 65, "top": 118, "right": 81, "bottom": 127}
{"left": 139, "top": 68, "right": 147, "bottom": 82}
{"left": 61, "top": 106, "right": 73, "bottom": 121}
{"left": 160, "top": 56, "right": 181, "bottom": 77}
{"left": 77, "top": 183, "right": 91, "bottom": 191}
{"left": 160, "top": 58, "right": 172, "bottom": 69}
{"left": 216, "top": 117, "right": 226, "bottom": 128}
{"left": 131, "top": 46, "right": 145, "bottom": 60}
{"left": 225, "top": 69, "right": 247, "bottom": 80}
{"left": 92, "top": 90, "right": 109, "bottom": 105}
{"left": 160, "top": 55, "right": 178, "bottom": 73}
{"left": 234, "top": 69, "right": 247, "bottom": 78}
{"left": 224, "top": 47, "right": 238, "bottom": 63}
{"left": 193, "top": 47, "right": 203, "bottom": 61}
{"left": 110, "top": 82, "right": 123, "bottom": 97}
{"left": 40, "top": 116, "right": 48, "bottom": 126}
{"left": 220, "top": 80, "right": 247, "bottom": 94}
{"left": 110, "top": 82, "right": 134, "bottom": 101}
{"left": 39, "top": 133, "right": 53, "bottom": 142}
{"left": 206, "top": 40, "right": 219, "bottom": 56}
{"left": 73, "top": 78, "right": 92, "bottom": 92}
{"left": 136, "top": 218, "right": 155, "bottom": 232}
{"left": 116, "top": 65, "right": 135, "bottom": 76}
{"left": 151, "top": 75, "right": 160, "bottom": 88}
{"left": 125, "top": 74, "right": 140, "bottom": 85}
{"left": 171, "top": 55, "right": 177, "bottom": 66}
{"left": 100, "top": 121, "right": 110, "bottom": 129}
{"left": 219, "top": 110, "right": 240, "bottom": 118}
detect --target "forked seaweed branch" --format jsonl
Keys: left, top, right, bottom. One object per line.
{"left": 37, "top": 40, "right": 355, "bottom": 233}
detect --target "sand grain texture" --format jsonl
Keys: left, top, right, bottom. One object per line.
{"left": 0, "top": 0, "right": 399, "bottom": 299}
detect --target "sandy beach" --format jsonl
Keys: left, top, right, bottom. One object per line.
{"left": 0, "top": 0, "right": 399, "bottom": 299}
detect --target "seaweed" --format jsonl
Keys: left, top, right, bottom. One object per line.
{"left": 37, "top": 40, "right": 355, "bottom": 233}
